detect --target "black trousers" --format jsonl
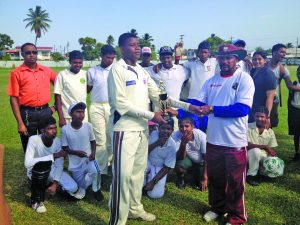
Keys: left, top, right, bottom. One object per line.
{"left": 20, "top": 106, "right": 52, "bottom": 152}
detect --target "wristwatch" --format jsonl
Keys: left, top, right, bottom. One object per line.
{"left": 209, "top": 106, "right": 213, "bottom": 113}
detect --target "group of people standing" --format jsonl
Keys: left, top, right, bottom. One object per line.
{"left": 6, "top": 32, "right": 300, "bottom": 225}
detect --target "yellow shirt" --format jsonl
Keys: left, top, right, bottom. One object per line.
{"left": 247, "top": 123, "right": 278, "bottom": 148}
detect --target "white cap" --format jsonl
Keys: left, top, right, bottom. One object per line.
{"left": 142, "top": 47, "right": 151, "bottom": 55}
{"left": 68, "top": 102, "right": 86, "bottom": 115}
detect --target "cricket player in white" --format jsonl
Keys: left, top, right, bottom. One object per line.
{"left": 87, "top": 45, "right": 116, "bottom": 193}
{"left": 62, "top": 102, "right": 103, "bottom": 201}
{"left": 25, "top": 116, "right": 84, "bottom": 213}
{"left": 143, "top": 119, "right": 176, "bottom": 199}
{"left": 54, "top": 51, "right": 87, "bottom": 127}
{"left": 108, "top": 33, "right": 199, "bottom": 225}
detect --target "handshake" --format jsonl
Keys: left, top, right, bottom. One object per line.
{"left": 163, "top": 105, "right": 213, "bottom": 117}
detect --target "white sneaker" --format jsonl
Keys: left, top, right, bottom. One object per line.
{"left": 128, "top": 210, "right": 156, "bottom": 221}
{"left": 69, "top": 187, "right": 86, "bottom": 199}
{"left": 203, "top": 210, "right": 219, "bottom": 222}
{"left": 32, "top": 202, "right": 47, "bottom": 213}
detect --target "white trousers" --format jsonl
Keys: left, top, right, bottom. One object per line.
{"left": 109, "top": 131, "right": 148, "bottom": 225}
{"left": 144, "top": 160, "right": 167, "bottom": 199}
{"left": 28, "top": 167, "right": 78, "bottom": 195}
{"left": 247, "top": 148, "right": 268, "bottom": 176}
{"left": 71, "top": 160, "right": 100, "bottom": 192}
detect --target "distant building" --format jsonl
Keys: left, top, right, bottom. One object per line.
{"left": 5, "top": 46, "right": 52, "bottom": 60}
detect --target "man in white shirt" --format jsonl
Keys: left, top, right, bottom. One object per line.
{"left": 232, "top": 39, "right": 253, "bottom": 74}
{"left": 172, "top": 117, "right": 207, "bottom": 190}
{"left": 149, "top": 46, "right": 189, "bottom": 130}
{"left": 108, "top": 33, "right": 199, "bottom": 225}
{"left": 54, "top": 51, "right": 87, "bottom": 127}
{"left": 246, "top": 106, "right": 279, "bottom": 186}
{"left": 143, "top": 119, "right": 176, "bottom": 199}
{"left": 25, "top": 116, "right": 84, "bottom": 213}
{"left": 179, "top": 41, "right": 219, "bottom": 132}
{"left": 139, "top": 47, "right": 154, "bottom": 72}
{"left": 197, "top": 44, "right": 255, "bottom": 224}
{"left": 87, "top": 45, "right": 116, "bottom": 193}
{"left": 61, "top": 102, "right": 102, "bottom": 201}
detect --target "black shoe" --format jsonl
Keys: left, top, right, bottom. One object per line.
{"left": 93, "top": 189, "right": 104, "bottom": 201}
{"left": 246, "top": 175, "right": 260, "bottom": 186}
{"left": 291, "top": 153, "right": 300, "bottom": 162}
{"left": 176, "top": 177, "right": 186, "bottom": 189}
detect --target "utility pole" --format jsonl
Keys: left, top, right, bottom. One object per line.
{"left": 229, "top": 36, "right": 234, "bottom": 42}
{"left": 180, "top": 34, "right": 184, "bottom": 44}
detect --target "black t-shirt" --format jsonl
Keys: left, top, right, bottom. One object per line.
{"left": 248, "top": 66, "right": 277, "bottom": 122}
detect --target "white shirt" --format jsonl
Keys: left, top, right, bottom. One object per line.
{"left": 149, "top": 64, "right": 189, "bottom": 100}
{"left": 172, "top": 129, "right": 207, "bottom": 163}
{"left": 183, "top": 58, "right": 219, "bottom": 99}
{"left": 247, "top": 123, "right": 278, "bottom": 148}
{"left": 25, "top": 135, "right": 63, "bottom": 182}
{"left": 148, "top": 130, "right": 177, "bottom": 168}
{"left": 61, "top": 122, "right": 95, "bottom": 171}
{"left": 87, "top": 65, "right": 112, "bottom": 103}
{"left": 292, "top": 82, "right": 300, "bottom": 108}
{"left": 54, "top": 69, "right": 87, "bottom": 118}
{"left": 107, "top": 59, "right": 190, "bottom": 132}
{"left": 198, "top": 68, "right": 255, "bottom": 147}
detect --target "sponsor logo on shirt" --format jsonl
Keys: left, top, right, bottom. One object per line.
{"left": 126, "top": 80, "right": 136, "bottom": 86}
{"left": 210, "top": 84, "right": 222, "bottom": 88}
{"left": 80, "top": 78, "right": 86, "bottom": 84}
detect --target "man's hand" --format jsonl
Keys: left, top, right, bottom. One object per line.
{"left": 47, "top": 182, "right": 58, "bottom": 195}
{"left": 152, "top": 112, "right": 167, "bottom": 124}
{"left": 89, "top": 152, "right": 95, "bottom": 161}
{"left": 18, "top": 122, "right": 28, "bottom": 136}
{"left": 265, "top": 146, "right": 277, "bottom": 157}
{"left": 265, "top": 118, "right": 271, "bottom": 129}
{"left": 153, "top": 63, "right": 162, "bottom": 74}
{"left": 59, "top": 117, "right": 67, "bottom": 128}
{"left": 53, "top": 150, "right": 67, "bottom": 159}
{"left": 144, "top": 181, "right": 155, "bottom": 191}
{"left": 164, "top": 108, "right": 178, "bottom": 117}
{"left": 76, "top": 151, "right": 88, "bottom": 158}
{"left": 199, "top": 105, "right": 211, "bottom": 115}
{"left": 200, "top": 177, "right": 208, "bottom": 192}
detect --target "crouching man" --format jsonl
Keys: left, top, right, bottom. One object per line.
{"left": 172, "top": 117, "right": 207, "bottom": 190}
{"left": 247, "top": 106, "right": 282, "bottom": 186}
{"left": 143, "top": 119, "right": 176, "bottom": 199}
{"left": 25, "top": 116, "right": 83, "bottom": 213}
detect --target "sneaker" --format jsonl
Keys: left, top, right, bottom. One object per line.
{"left": 128, "top": 210, "right": 156, "bottom": 221}
{"left": 203, "top": 210, "right": 219, "bottom": 222}
{"left": 32, "top": 202, "right": 47, "bottom": 213}
{"left": 246, "top": 175, "right": 260, "bottom": 186}
{"left": 93, "top": 189, "right": 104, "bottom": 201}
{"left": 69, "top": 187, "right": 86, "bottom": 199}
{"left": 176, "top": 177, "right": 186, "bottom": 189}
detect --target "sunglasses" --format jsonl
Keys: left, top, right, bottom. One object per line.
{"left": 23, "top": 51, "right": 38, "bottom": 55}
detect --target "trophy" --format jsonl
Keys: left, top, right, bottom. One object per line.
{"left": 158, "top": 80, "right": 171, "bottom": 120}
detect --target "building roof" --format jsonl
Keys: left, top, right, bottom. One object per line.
{"left": 15, "top": 46, "right": 53, "bottom": 51}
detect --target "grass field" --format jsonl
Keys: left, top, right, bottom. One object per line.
{"left": 1, "top": 66, "right": 300, "bottom": 225}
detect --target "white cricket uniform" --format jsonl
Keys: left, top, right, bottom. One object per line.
{"left": 87, "top": 64, "right": 112, "bottom": 192}
{"left": 197, "top": 68, "right": 255, "bottom": 147}
{"left": 61, "top": 122, "right": 100, "bottom": 191}
{"left": 54, "top": 68, "right": 88, "bottom": 122}
{"left": 108, "top": 59, "right": 190, "bottom": 225}
{"left": 144, "top": 131, "right": 176, "bottom": 199}
{"left": 183, "top": 58, "right": 219, "bottom": 99}
{"left": 25, "top": 135, "right": 78, "bottom": 194}
{"left": 172, "top": 129, "right": 207, "bottom": 163}
{"left": 247, "top": 123, "right": 278, "bottom": 176}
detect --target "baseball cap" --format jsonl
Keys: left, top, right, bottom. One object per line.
{"left": 68, "top": 102, "right": 86, "bottom": 115}
{"left": 232, "top": 39, "right": 246, "bottom": 48}
{"left": 216, "top": 44, "right": 247, "bottom": 61}
{"left": 159, "top": 46, "right": 173, "bottom": 56}
{"left": 142, "top": 47, "right": 152, "bottom": 55}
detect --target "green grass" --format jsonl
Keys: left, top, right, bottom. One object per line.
{"left": 1, "top": 66, "right": 300, "bottom": 225}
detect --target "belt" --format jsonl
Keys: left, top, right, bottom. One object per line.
{"left": 20, "top": 104, "right": 49, "bottom": 111}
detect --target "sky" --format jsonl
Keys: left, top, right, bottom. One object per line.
{"left": 1, "top": 0, "right": 300, "bottom": 53}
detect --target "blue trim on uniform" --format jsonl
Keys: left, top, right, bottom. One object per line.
{"left": 177, "top": 99, "right": 208, "bottom": 132}
{"left": 126, "top": 80, "right": 136, "bottom": 86}
{"left": 213, "top": 103, "right": 250, "bottom": 118}
{"left": 93, "top": 160, "right": 101, "bottom": 173}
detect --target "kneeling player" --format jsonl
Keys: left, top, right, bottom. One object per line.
{"left": 25, "top": 116, "right": 84, "bottom": 213}
{"left": 143, "top": 119, "right": 176, "bottom": 199}
{"left": 62, "top": 102, "right": 103, "bottom": 201}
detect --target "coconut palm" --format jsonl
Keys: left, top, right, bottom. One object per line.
{"left": 130, "top": 29, "right": 138, "bottom": 37}
{"left": 140, "top": 33, "right": 154, "bottom": 47}
{"left": 106, "top": 35, "right": 115, "bottom": 46}
{"left": 23, "top": 6, "right": 51, "bottom": 45}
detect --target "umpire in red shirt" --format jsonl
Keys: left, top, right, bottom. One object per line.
{"left": 7, "top": 43, "right": 57, "bottom": 152}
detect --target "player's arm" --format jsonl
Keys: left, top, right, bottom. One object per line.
{"left": 87, "top": 70, "right": 93, "bottom": 93}
{"left": 284, "top": 76, "right": 300, "bottom": 91}
{"left": 87, "top": 85, "right": 93, "bottom": 93}
{"left": 89, "top": 140, "right": 96, "bottom": 160}
{"left": 176, "top": 140, "right": 187, "bottom": 160}
{"left": 144, "top": 166, "right": 171, "bottom": 191}
{"left": 10, "top": 96, "right": 28, "bottom": 136}
{"left": 54, "top": 94, "right": 66, "bottom": 127}
{"left": 201, "top": 153, "right": 208, "bottom": 192}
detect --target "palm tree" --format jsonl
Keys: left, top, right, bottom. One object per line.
{"left": 141, "top": 33, "right": 154, "bottom": 47}
{"left": 23, "top": 6, "right": 51, "bottom": 45}
{"left": 106, "top": 35, "right": 115, "bottom": 46}
{"left": 130, "top": 29, "right": 138, "bottom": 37}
